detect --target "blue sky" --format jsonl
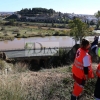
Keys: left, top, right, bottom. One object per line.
{"left": 0, "top": 0, "right": 100, "bottom": 14}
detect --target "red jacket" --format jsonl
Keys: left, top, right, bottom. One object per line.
{"left": 72, "top": 48, "right": 94, "bottom": 79}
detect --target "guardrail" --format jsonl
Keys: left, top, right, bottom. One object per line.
{"left": 0, "top": 47, "right": 72, "bottom": 52}
{"left": 3, "top": 47, "right": 73, "bottom": 58}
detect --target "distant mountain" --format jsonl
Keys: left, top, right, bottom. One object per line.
{"left": 0, "top": 12, "right": 14, "bottom": 15}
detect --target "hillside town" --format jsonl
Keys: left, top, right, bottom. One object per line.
{"left": 18, "top": 13, "right": 98, "bottom": 24}
{"left": 0, "top": 11, "right": 98, "bottom": 24}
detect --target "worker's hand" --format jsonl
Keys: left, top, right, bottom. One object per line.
{"left": 85, "top": 75, "right": 88, "bottom": 85}
{"left": 85, "top": 75, "right": 88, "bottom": 80}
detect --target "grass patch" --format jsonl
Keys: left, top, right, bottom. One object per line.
{"left": 0, "top": 63, "right": 97, "bottom": 100}
{"left": 0, "top": 24, "right": 71, "bottom": 41}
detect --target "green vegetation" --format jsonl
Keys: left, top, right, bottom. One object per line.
{"left": 95, "top": 10, "right": 100, "bottom": 30}
{"left": 17, "top": 8, "right": 55, "bottom": 16}
{"left": 0, "top": 18, "right": 95, "bottom": 41}
{"left": 69, "top": 18, "right": 90, "bottom": 44}
{"left": 0, "top": 59, "right": 97, "bottom": 100}
{"left": 0, "top": 24, "right": 71, "bottom": 41}
{"left": 0, "top": 15, "right": 97, "bottom": 41}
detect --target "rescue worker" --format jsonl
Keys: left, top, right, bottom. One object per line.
{"left": 91, "top": 36, "right": 100, "bottom": 100}
{"left": 71, "top": 39, "right": 94, "bottom": 100}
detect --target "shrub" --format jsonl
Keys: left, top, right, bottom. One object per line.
{"left": 53, "top": 31, "right": 60, "bottom": 36}
{"left": 4, "top": 33, "right": 9, "bottom": 36}
{"left": 89, "top": 27, "right": 94, "bottom": 32}
{"left": 13, "top": 62, "right": 29, "bottom": 73}
{"left": 22, "top": 35, "right": 28, "bottom": 38}
{"left": 1, "top": 27, "right": 5, "bottom": 31}
{"left": 17, "top": 33, "right": 21, "bottom": 36}
{"left": 0, "top": 75, "right": 26, "bottom": 100}
{"left": 13, "top": 29, "right": 19, "bottom": 32}
{"left": 0, "top": 60, "right": 5, "bottom": 70}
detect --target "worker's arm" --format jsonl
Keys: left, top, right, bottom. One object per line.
{"left": 83, "top": 55, "right": 90, "bottom": 79}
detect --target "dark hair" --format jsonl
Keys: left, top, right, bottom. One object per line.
{"left": 81, "top": 39, "right": 90, "bottom": 48}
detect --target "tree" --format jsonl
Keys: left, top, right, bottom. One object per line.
{"left": 48, "top": 9, "right": 54, "bottom": 16}
{"left": 90, "top": 20, "right": 95, "bottom": 25}
{"left": 51, "top": 20, "right": 54, "bottom": 27}
{"left": 59, "top": 12, "right": 61, "bottom": 17}
{"left": 70, "top": 27, "right": 79, "bottom": 44}
{"left": 9, "top": 19, "right": 15, "bottom": 25}
{"left": 87, "top": 21, "right": 90, "bottom": 28}
{"left": 69, "top": 18, "right": 89, "bottom": 44}
{"left": 17, "top": 8, "right": 55, "bottom": 17}
{"left": 95, "top": 11, "right": 100, "bottom": 29}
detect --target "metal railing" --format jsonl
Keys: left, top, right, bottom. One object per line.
{"left": 3, "top": 46, "right": 72, "bottom": 58}
{"left": 0, "top": 46, "right": 72, "bottom": 52}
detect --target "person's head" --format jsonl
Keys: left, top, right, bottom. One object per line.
{"left": 94, "top": 36, "right": 99, "bottom": 41}
{"left": 81, "top": 39, "right": 90, "bottom": 50}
